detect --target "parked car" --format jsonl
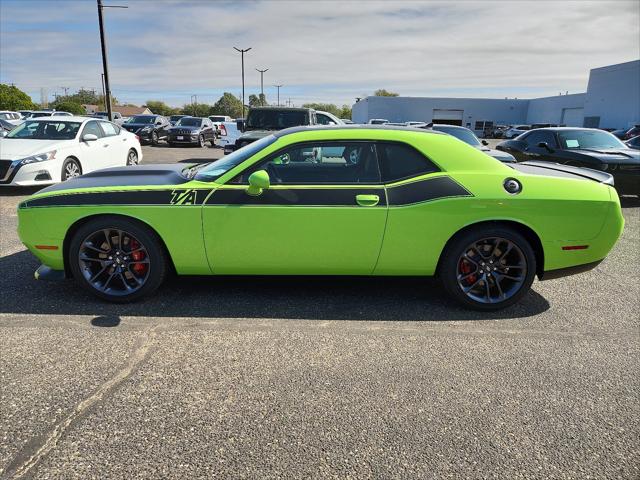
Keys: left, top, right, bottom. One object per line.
{"left": 367, "top": 118, "right": 389, "bottom": 125}
{"left": 611, "top": 129, "right": 628, "bottom": 139}
{"left": 625, "top": 135, "right": 640, "bottom": 150}
{"left": 233, "top": 107, "right": 317, "bottom": 151}
{"left": 503, "top": 125, "right": 531, "bottom": 139}
{"left": 217, "top": 120, "right": 243, "bottom": 154}
{"left": 169, "top": 114, "right": 187, "bottom": 126}
{"left": 497, "top": 127, "right": 640, "bottom": 196}
{"left": 622, "top": 125, "right": 640, "bottom": 140}
{"left": 208, "top": 115, "right": 233, "bottom": 134}
{"left": 0, "top": 111, "right": 23, "bottom": 125}
{"left": 18, "top": 110, "right": 33, "bottom": 119}
{"left": 50, "top": 111, "right": 73, "bottom": 117}
{"left": 341, "top": 119, "right": 354, "bottom": 124}
{"left": 428, "top": 124, "right": 516, "bottom": 163}
{"left": 26, "top": 111, "right": 56, "bottom": 119}
{"left": 315, "top": 111, "right": 344, "bottom": 125}
{"left": 122, "top": 115, "right": 171, "bottom": 145}
{"left": 0, "top": 116, "right": 142, "bottom": 186}
{"left": 17, "top": 126, "right": 624, "bottom": 311}
{"left": 167, "top": 116, "right": 215, "bottom": 147}
{"left": 92, "top": 111, "right": 125, "bottom": 125}
{"left": 0, "top": 118, "right": 16, "bottom": 132}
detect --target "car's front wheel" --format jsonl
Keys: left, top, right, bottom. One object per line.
{"left": 68, "top": 217, "right": 168, "bottom": 302}
{"left": 198, "top": 135, "right": 205, "bottom": 147}
{"left": 61, "top": 158, "right": 82, "bottom": 181}
{"left": 151, "top": 131, "right": 159, "bottom": 145}
{"left": 439, "top": 226, "right": 536, "bottom": 310}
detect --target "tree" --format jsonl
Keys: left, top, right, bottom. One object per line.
{"left": 0, "top": 84, "right": 35, "bottom": 110}
{"left": 210, "top": 92, "right": 243, "bottom": 118}
{"left": 181, "top": 102, "right": 210, "bottom": 117}
{"left": 145, "top": 100, "right": 175, "bottom": 116}
{"left": 248, "top": 94, "right": 261, "bottom": 107}
{"left": 51, "top": 100, "right": 84, "bottom": 115}
{"left": 302, "top": 103, "right": 341, "bottom": 116}
{"left": 338, "top": 104, "right": 352, "bottom": 119}
{"left": 373, "top": 89, "right": 399, "bottom": 97}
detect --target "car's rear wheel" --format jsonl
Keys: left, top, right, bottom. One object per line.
{"left": 151, "top": 131, "right": 159, "bottom": 145}
{"left": 439, "top": 226, "right": 536, "bottom": 310}
{"left": 126, "top": 149, "right": 138, "bottom": 165}
{"left": 61, "top": 158, "right": 82, "bottom": 181}
{"left": 69, "top": 217, "right": 168, "bottom": 302}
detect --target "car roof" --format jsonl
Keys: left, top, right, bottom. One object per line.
{"left": 431, "top": 124, "right": 468, "bottom": 130}
{"left": 27, "top": 115, "right": 93, "bottom": 122}
{"left": 249, "top": 107, "right": 311, "bottom": 112}
{"left": 274, "top": 124, "right": 447, "bottom": 138}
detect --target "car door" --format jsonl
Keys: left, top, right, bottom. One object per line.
{"left": 78, "top": 120, "right": 109, "bottom": 173}
{"left": 521, "top": 130, "right": 559, "bottom": 163}
{"left": 99, "top": 121, "right": 128, "bottom": 166}
{"left": 202, "top": 119, "right": 214, "bottom": 142}
{"left": 202, "top": 140, "right": 387, "bottom": 275}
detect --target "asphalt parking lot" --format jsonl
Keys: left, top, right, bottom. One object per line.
{"left": 0, "top": 143, "right": 638, "bottom": 479}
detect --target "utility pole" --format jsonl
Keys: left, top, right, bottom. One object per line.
{"left": 234, "top": 47, "right": 251, "bottom": 118}
{"left": 191, "top": 94, "right": 198, "bottom": 115}
{"left": 101, "top": 74, "right": 106, "bottom": 110}
{"left": 255, "top": 68, "right": 268, "bottom": 106}
{"left": 97, "top": 0, "right": 127, "bottom": 121}
{"left": 274, "top": 84, "right": 283, "bottom": 106}
{"left": 59, "top": 86, "right": 70, "bottom": 97}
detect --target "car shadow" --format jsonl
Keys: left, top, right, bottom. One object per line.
{"left": 620, "top": 196, "right": 640, "bottom": 208}
{"left": 0, "top": 250, "right": 550, "bottom": 322}
{"left": 0, "top": 186, "right": 43, "bottom": 197}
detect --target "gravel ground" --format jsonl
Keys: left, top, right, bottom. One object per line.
{"left": 0, "top": 143, "right": 638, "bottom": 479}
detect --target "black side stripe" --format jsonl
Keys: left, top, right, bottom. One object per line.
{"left": 386, "top": 176, "right": 472, "bottom": 206}
{"left": 206, "top": 188, "right": 387, "bottom": 206}
{"left": 24, "top": 188, "right": 211, "bottom": 208}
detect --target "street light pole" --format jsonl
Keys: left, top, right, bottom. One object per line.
{"left": 234, "top": 47, "right": 251, "bottom": 118}
{"left": 97, "top": 0, "right": 127, "bottom": 121}
{"left": 274, "top": 84, "right": 283, "bottom": 106}
{"left": 255, "top": 68, "right": 268, "bottom": 106}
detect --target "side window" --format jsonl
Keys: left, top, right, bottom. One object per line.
{"left": 377, "top": 142, "right": 439, "bottom": 183}
{"left": 234, "top": 142, "right": 380, "bottom": 185}
{"left": 316, "top": 113, "right": 336, "bottom": 125}
{"left": 81, "top": 120, "right": 104, "bottom": 139}
{"left": 523, "top": 130, "right": 554, "bottom": 147}
{"left": 99, "top": 121, "right": 119, "bottom": 136}
{"left": 542, "top": 131, "right": 558, "bottom": 147}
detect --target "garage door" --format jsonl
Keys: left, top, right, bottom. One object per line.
{"left": 561, "top": 108, "right": 584, "bottom": 127}
{"left": 432, "top": 109, "right": 463, "bottom": 126}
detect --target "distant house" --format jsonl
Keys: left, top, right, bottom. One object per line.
{"left": 116, "top": 105, "right": 153, "bottom": 117}
{"left": 83, "top": 104, "right": 100, "bottom": 114}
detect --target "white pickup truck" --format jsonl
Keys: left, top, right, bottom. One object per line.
{"left": 217, "top": 110, "right": 343, "bottom": 154}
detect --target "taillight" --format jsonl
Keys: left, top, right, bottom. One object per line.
{"left": 220, "top": 125, "right": 227, "bottom": 136}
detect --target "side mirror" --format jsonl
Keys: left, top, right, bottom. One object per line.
{"left": 237, "top": 119, "right": 245, "bottom": 133}
{"left": 246, "top": 170, "right": 270, "bottom": 196}
{"left": 82, "top": 133, "right": 98, "bottom": 142}
{"left": 538, "top": 141, "right": 554, "bottom": 152}
{"left": 481, "top": 140, "right": 489, "bottom": 146}
{"left": 156, "top": 121, "right": 162, "bottom": 125}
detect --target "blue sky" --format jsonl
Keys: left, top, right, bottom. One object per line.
{"left": 1, "top": 0, "right": 638, "bottom": 108}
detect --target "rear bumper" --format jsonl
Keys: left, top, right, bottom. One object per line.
{"left": 540, "top": 259, "right": 602, "bottom": 280}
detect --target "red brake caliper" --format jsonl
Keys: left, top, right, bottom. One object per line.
{"left": 459, "top": 258, "right": 476, "bottom": 285}
{"left": 130, "top": 239, "right": 147, "bottom": 275}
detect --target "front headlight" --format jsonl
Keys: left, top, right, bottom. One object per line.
{"left": 20, "top": 150, "right": 56, "bottom": 165}
{"left": 140, "top": 126, "right": 152, "bottom": 132}
{"left": 191, "top": 130, "right": 200, "bottom": 136}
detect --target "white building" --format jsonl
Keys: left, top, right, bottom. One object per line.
{"left": 352, "top": 60, "right": 640, "bottom": 133}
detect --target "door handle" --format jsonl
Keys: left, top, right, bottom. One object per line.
{"left": 103, "top": 144, "right": 109, "bottom": 147}
{"left": 356, "top": 194, "right": 380, "bottom": 207}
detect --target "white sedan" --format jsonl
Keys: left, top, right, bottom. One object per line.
{"left": 0, "top": 116, "right": 142, "bottom": 187}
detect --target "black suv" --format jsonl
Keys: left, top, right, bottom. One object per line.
{"left": 122, "top": 115, "right": 171, "bottom": 145}
{"left": 167, "top": 117, "right": 215, "bottom": 147}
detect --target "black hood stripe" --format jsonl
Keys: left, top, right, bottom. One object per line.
{"left": 23, "top": 188, "right": 210, "bottom": 208}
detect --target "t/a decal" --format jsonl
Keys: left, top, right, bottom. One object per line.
{"left": 170, "top": 189, "right": 198, "bottom": 205}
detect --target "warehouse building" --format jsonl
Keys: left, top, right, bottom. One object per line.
{"left": 352, "top": 60, "right": 639, "bottom": 134}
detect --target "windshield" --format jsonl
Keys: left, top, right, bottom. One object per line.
{"left": 29, "top": 112, "right": 52, "bottom": 118}
{"left": 170, "top": 115, "right": 184, "bottom": 121}
{"left": 176, "top": 117, "right": 202, "bottom": 127}
{"left": 127, "top": 115, "right": 156, "bottom": 124}
{"left": 209, "top": 116, "right": 226, "bottom": 122}
{"left": 6, "top": 120, "right": 81, "bottom": 140}
{"left": 557, "top": 130, "right": 627, "bottom": 150}
{"left": 245, "top": 110, "right": 309, "bottom": 130}
{"left": 195, "top": 135, "right": 278, "bottom": 182}
{"left": 434, "top": 126, "right": 481, "bottom": 146}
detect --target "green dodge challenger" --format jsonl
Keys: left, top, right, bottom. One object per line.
{"left": 17, "top": 126, "right": 624, "bottom": 310}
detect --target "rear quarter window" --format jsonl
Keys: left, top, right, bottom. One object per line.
{"left": 377, "top": 142, "right": 440, "bottom": 183}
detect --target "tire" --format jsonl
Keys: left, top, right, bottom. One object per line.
{"left": 439, "top": 225, "right": 536, "bottom": 311}
{"left": 61, "top": 158, "right": 82, "bottom": 181}
{"left": 151, "top": 131, "right": 159, "bottom": 145}
{"left": 198, "top": 135, "right": 205, "bottom": 148}
{"left": 168, "top": 141, "right": 175, "bottom": 147}
{"left": 126, "top": 149, "right": 138, "bottom": 166}
{"left": 68, "top": 216, "right": 169, "bottom": 303}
